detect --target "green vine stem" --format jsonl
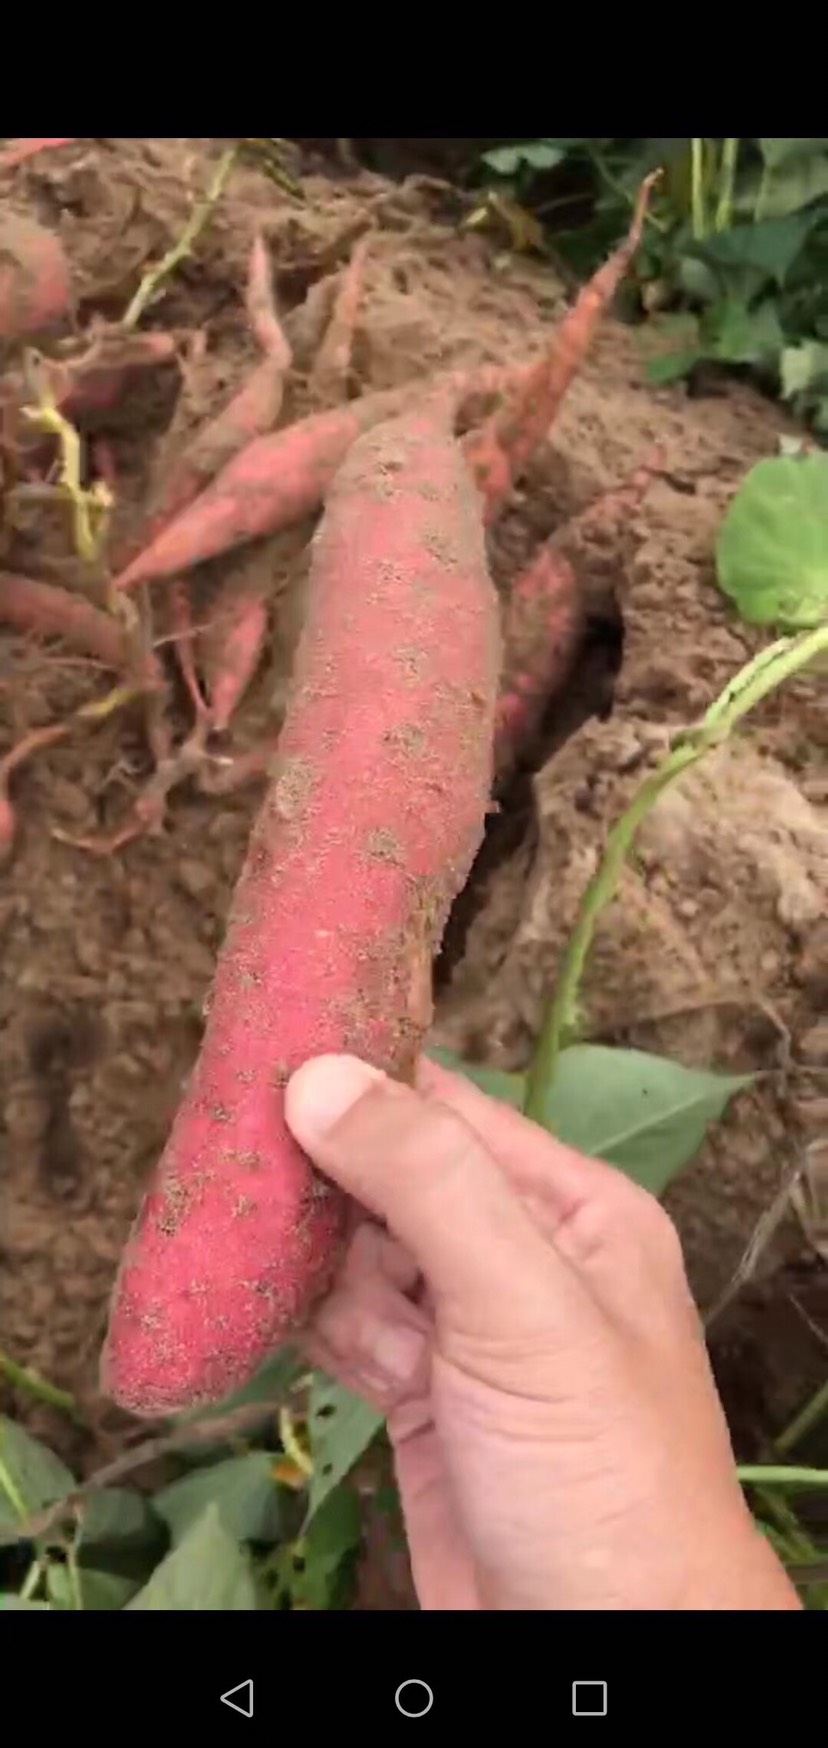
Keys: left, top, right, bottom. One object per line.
{"left": 524, "top": 623, "right": 828, "bottom": 1120}
{"left": 714, "top": 138, "right": 740, "bottom": 233}
{"left": 0, "top": 1350, "right": 80, "bottom": 1421}
{"left": 775, "top": 1376, "right": 828, "bottom": 1458}
{"left": 737, "top": 1465, "right": 828, "bottom": 1490}
{"left": 122, "top": 146, "right": 237, "bottom": 332}
{"left": 690, "top": 137, "right": 706, "bottom": 239}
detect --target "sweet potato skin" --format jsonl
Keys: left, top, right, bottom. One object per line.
{"left": 113, "top": 364, "right": 516, "bottom": 593}
{"left": 494, "top": 546, "right": 583, "bottom": 779}
{"left": 102, "top": 407, "right": 501, "bottom": 1414}
{"left": 0, "top": 213, "right": 71, "bottom": 340}
{"left": 0, "top": 571, "right": 126, "bottom": 667}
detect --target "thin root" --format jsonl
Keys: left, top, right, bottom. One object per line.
{"left": 246, "top": 233, "right": 291, "bottom": 366}
{"left": 1, "top": 682, "right": 149, "bottom": 862}
{"left": 54, "top": 719, "right": 210, "bottom": 856}
{"left": 311, "top": 232, "right": 371, "bottom": 401}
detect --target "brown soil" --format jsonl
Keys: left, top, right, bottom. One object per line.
{"left": 0, "top": 140, "right": 825, "bottom": 1500}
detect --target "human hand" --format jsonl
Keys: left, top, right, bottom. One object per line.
{"left": 285, "top": 1053, "right": 800, "bottom": 1612}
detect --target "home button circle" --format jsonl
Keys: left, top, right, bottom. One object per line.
{"left": 394, "top": 1680, "right": 434, "bottom": 1717}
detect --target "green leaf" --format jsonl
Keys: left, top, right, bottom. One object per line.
{"left": 483, "top": 141, "right": 569, "bottom": 176}
{"left": 0, "top": 1417, "right": 74, "bottom": 1539}
{"left": 688, "top": 212, "right": 815, "bottom": 289}
{"left": 426, "top": 1045, "right": 524, "bottom": 1107}
{"left": 306, "top": 1374, "right": 383, "bottom": 1523}
{"left": 645, "top": 346, "right": 703, "bottom": 384}
{"left": 677, "top": 254, "right": 720, "bottom": 304}
{"left": 716, "top": 453, "right": 828, "bottom": 627}
{"left": 292, "top": 1486, "right": 362, "bottom": 1611}
{"left": 154, "top": 1452, "right": 281, "bottom": 1546}
{"left": 759, "top": 139, "right": 828, "bottom": 168}
{"left": 47, "top": 1564, "right": 140, "bottom": 1611}
{"left": 127, "top": 1504, "right": 258, "bottom": 1610}
{"left": 0, "top": 1593, "right": 50, "bottom": 1610}
{"left": 79, "top": 1487, "right": 161, "bottom": 1553}
{"left": 538, "top": 1046, "right": 751, "bottom": 1195}
{"left": 780, "top": 340, "right": 828, "bottom": 400}
{"left": 706, "top": 298, "right": 785, "bottom": 366}
{"left": 740, "top": 155, "right": 828, "bottom": 219}
{"left": 78, "top": 1569, "right": 140, "bottom": 1610}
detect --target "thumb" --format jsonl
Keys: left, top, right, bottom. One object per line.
{"left": 285, "top": 1053, "right": 581, "bottom": 1327}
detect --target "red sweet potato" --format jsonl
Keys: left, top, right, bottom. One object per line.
{"left": 310, "top": 233, "right": 370, "bottom": 401}
{"left": 0, "top": 571, "right": 126, "bottom": 667}
{"left": 102, "top": 404, "right": 501, "bottom": 1413}
{"left": 137, "top": 238, "right": 291, "bottom": 546}
{"left": 203, "top": 589, "right": 269, "bottom": 732}
{"left": 113, "top": 363, "right": 517, "bottom": 594}
{"left": 0, "top": 138, "right": 77, "bottom": 174}
{"left": 494, "top": 547, "right": 582, "bottom": 779}
{"left": 60, "top": 331, "right": 178, "bottom": 422}
{"left": 464, "top": 172, "right": 658, "bottom": 522}
{"left": 493, "top": 449, "right": 663, "bottom": 776}
{"left": 0, "top": 212, "right": 72, "bottom": 341}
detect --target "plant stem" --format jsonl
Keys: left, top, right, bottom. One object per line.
{"left": 754, "top": 164, "right": 771, "bottom": 223}
{"left": 690, "top": 138, "right": 706, "bottom": 239}
{"left": 714, "top": 138, "right": 739, "bottom": 232}
{"left": 524, "top": 623, "right": 828, "bottom": 1117}
{"left": 19, "top": 1555, "right": 47, "bottom": 1601}
{"left": 738, "top": 1465, "right": 828, "bottom": 1489}
{"left": 0, "top": 1453, "right": 27, "bottom": 1522}
{"left": 775, "top": 1377, "right": 828, "bottom": 1458}
{"left": 0, "top": 1351, "right": 80, "bottom": 1421}
{"left": 122, "top": 146, "right": 237, "bottom": 331}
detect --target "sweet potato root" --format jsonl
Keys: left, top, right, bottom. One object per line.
{"left": 113, "top": 362, "right": 516, "bottom": 594}
{"left": 464, "top": 172, "right": 658, "bottom": 522}
{"left": 137, "top": 237, "right": 291, "bottom": 545}
{"left": 60, "top": 330, "right": 179, "bottom": 422}
{"left": 493, "top": 449, "right": 663, "bottom": 776}
{"left": 102, "top": 404, "right": 501, "bottom": 1413}
{"left": 202, "top": 589, "right": 270, "bottom": 732}
{"left": 0, "top": 571, "right": 126, "bottom": 667}
{"left": 494, "top": 547, "right": 582, "bottom": 779}
{"left": 310, "top": 234, "right": 370, "bottom": 401}
{"left": 0, "top": 213, "right": 72, "bottom": 341}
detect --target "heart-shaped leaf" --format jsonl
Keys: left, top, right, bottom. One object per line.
{"left": 716, "top": 452, "right": 828, "bottom": 627}
{"left": 155, "top": 1452, "right": 281, "bottom": 1545}
{"left": 537, "top": 1046, "right": 752, "bottom": 1195}
{"left": 127, "top": 1504, "right": 258, "bottom": 1610}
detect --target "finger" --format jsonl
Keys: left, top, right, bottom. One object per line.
{"left": 298, "top": 1300, "right": 426, "bottom": 1405}
{"left": 286, "top": 1054, "right": 585, "bottom": 1326}
{"left": 336, "top": 1221, "right": 421, "bottom": 1297}
{"left": 309, "top": 1269, "right": 430, "bottom": 1398}
{"left": 417, "top": 1055, "right": 627, "bottom": 1219}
